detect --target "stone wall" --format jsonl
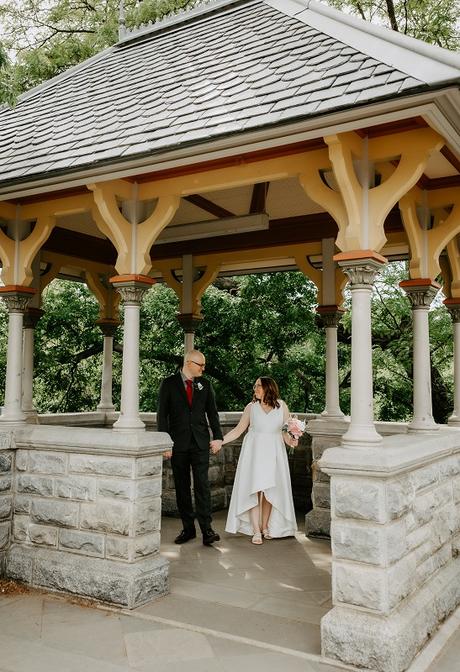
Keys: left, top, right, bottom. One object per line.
{"left": 320, "top": 429, "right": 460, "bottom": 672}
{"left": 6, "top": 425, "right": 172, "bottom": 608}
{"left": 306, "top": 417, "right": 407, "bottom": 538}
{"left": 0, "top": 433, "right": 14, "bottom": 577}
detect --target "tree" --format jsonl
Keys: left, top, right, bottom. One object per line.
{"left": 327, "top": 0, "right": 460, "bottom": 49}
{"left": 0, "top": 0, "right": 201, "bottom": 102}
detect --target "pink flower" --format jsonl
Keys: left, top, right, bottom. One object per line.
{"left": 282, "top": 415, "right": 306, "bottom": 440}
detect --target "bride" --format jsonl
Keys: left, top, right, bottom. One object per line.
{"left": 222, "top": 376, "right": 297, "bottom": 545}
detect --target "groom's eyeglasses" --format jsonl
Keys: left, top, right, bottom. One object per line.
{"left": 189, "top": 360, "right": 205, "bottom": 369}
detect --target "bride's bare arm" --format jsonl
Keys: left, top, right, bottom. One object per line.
{"left": 221, "top": 404, "right": 252, "bottom": 445}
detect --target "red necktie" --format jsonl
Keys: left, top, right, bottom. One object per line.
{"left": 186, "top": 379, "right": 193, "bottom": 407}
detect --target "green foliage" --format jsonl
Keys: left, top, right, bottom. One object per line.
{"left": 0, "top": 0, "right": 202, "bottom": 103}
{"left": 32, "top": 280, "right": 122, "bottom": 413}
{"left": 327, "top": 0, "right": 460, "bottom": 49}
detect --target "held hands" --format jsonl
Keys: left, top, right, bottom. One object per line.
{"left": 210, "top": 439, "right": 223, "bottom": 454}
{"left": 163, "top": 450, "right": 172, "bottom": 459}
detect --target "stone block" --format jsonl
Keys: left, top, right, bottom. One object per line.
{"left": 69, "top": 455, "right": 133, "bottom": 478}
{"left": 136, "top": 456, "right": 162, "bottom": 477}
{"left": 332, "top": 518, "right": 407, "bottom": 566}
{"left": 10, "top": 545, "right": 169, "bottom": 608}
{"left": 211, "top": 487, "right": 227, "bottom": 511}
{"left": 431, "top": 505, "right": 456, "bottom": 552}
{"left": 134, "top": 500, "right": 161, "bottom": 535}
{"left": 407, "top": 523, "right": 431, "bottom": 552}
{"left": 208, "top": 466, "right": 221, "bottom": 485}
{"left": 31, "top": 500, "right": 79, "bottom": 528}
{"left": 80, "top": 501, "right": 130, "bottom": 535}
{"left": 387, "top": 554, "right": 416, "bottom": 610}
{"left": 332, "top": 478, "right": 384, "bottom": 522}
{"left": 386, "top": 476, "right": 414, "bottom": 520}
{"left": 14, "top": 495, "right": 30, "bottom": 514}
{"left": 55, "top": 476, "right": 97, "bottom": 501}
{"left": 413, "top": 491, "right": 438, "bottom": 526}
{"left": 135, "top": 533, "right": 160, "bottom": 558}
{"left": 136, "top": 478, "right": 162, "bottom": 499}
{"left": 106, "top": 536, "right": 130, "bottom": 560}
{"left": 312, "top": 482, "right": 330, "bottom": 509}
{"left": 439, "top": 457, "right": 459, "bottom": 481}
{"left": 416, "top": 543, "right": 451, "bottom": 586}
{"left": 12, "top": 515, "right": 29, "bottom": 542}
{"left": 16, "top": 474, "right": 53, "bottom": 497}
{"left": 14, "top": 450, "right": 28, "bottom": 471}
{"left": 0, "top": 495, "right": 12, "bottom": 520}
{"left": 410, "top": 463, "right": 439, "bottom": 492}
{"left": 29, "top": 451, "right": 66, "bottom": 474}
{"left": 334, "top": 562, "right": 386, "bottom": 611}
{"left": 0, "top": 452, "right": 12, "bottom": 472}
{"left": 0, "top": 475, "right": 12, "bottom": 492}
{"left": 0, "top": 521, "right": 9, "bottom": 550}
{"left": 97, "top": 478, "right": 133, "bottom": 500}
{"left": 29, "top": 524, "right": 58, "bottom": 547}
{"left": 453, "top": 476, "right": 460, "bottom": 504}
{"left": 59, "top": 529, "right": 104, "bottom": 557}
{"left": 305, "top": 508, "right": 330, "bottom": 537}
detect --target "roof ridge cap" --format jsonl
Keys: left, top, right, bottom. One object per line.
{"left": 306, "top": 0, "right": 460, "bottom": 70}
{"left": 118, "top": 0, "right": 258, "bottom": 45}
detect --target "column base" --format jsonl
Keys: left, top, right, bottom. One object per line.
{"left": 407, "top": 420, "right": 439, "bottom": 433}
{"left": 97, "top": 404, "right": 116, "bottom": 413}
{"left": 320, "top": 410, "right": 345, "bottom": 419}
{"left": 447, "top": 416, "right": 460, "bottom": 427}
{"left": 0, "top": 415, "right": 27, "bottom": 427}
{"left": 113, "top": 416, "right": 146, "bottom": 431}
{"left": 6, "top": 544, "right": 169, "bottom": 609}
{"left": 341, "top": 423, "right": 382, "bottom": 448}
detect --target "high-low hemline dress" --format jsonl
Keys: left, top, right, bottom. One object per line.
{"left": 225, "top": 401, "right": 297, "bottom": 538}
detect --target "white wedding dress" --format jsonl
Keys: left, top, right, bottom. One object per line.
{"left": 225, "top": 401, "right": 297, "bottom": 538}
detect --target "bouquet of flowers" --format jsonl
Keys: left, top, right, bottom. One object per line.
{"left": 282, "top": 415, "right": 306, "bottom": 454}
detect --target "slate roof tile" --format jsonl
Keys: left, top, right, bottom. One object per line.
{"left": 0, "top": 0, "right": 450, "bottom": 188}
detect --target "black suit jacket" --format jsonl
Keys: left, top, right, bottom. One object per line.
{"left": 157, "top": 372, "right": 223, "bottom": 452}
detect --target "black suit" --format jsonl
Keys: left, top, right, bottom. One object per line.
{"left": 157, "top": 372, "right": 223, "bottom": 532}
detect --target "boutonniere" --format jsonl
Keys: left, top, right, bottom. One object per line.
{"left": 195, "top": 382, "right": 204, "bottom": 391}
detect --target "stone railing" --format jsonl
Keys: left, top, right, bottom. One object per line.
{"left": 320, "top": 427, "right": 460, "bottom": 672}
{"left": 39, "top": 410, "right": 314, "bottom": 516}
{"left": 306, "top": 416, "right": 408, "bottom": 537}
{"left": 3, "top": 425, "right": 172, "bottom": 608}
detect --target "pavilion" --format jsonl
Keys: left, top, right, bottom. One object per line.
{"left": 0, "top": 1, "right": 460, "bottom": 670}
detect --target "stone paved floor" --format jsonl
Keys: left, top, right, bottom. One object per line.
{"left": 0, "top": 510, "right": 458, "bottom": 672}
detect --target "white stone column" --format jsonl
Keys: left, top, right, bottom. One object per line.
{"left": 336, "top": 254, "right": 386, "bottom": 448}
{"left": 22, "top": 307, "right": 43, "bottom": 420}
{"left": 110, "top": 276, "right": 155, "bottom": 431}
{"left": 317, "top": 307, "right": 344, "bottom": 418}
{"left": 400, "top": 279, "right": 439, "bottom": 432}
{"left": 0, "top": 288, "right": 36, "bottom": 425}
{"left": 96, "top": 319, "right": 119, "bottom": 413}
{"left": 444, "top": 300, "right": 460, "bottom": 426}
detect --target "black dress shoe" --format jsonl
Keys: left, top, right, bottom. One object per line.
{"left": 202, "top": 528, "right": 220, "bottom": 545}
{"left": 174, "top": 529, "right": 196, "bottom": 544}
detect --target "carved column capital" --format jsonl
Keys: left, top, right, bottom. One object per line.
{"left": 109, "top": 274, "right": 155, "bottom": 306}
{"left": 96, "top": 318, "right": 120, "bottom": 337}
{"left": 335, "top": 251, "right": 386, "bottom": 289}
{"left": 23, "top": 307, "right": 44, "bottom": 329}
{"left": 444, "top": 299, "right": 460, "bottom": 323}
{"left": 0, "top": 286, "right": 37, "bottom": 313}
{"left": 400, "top": 279, "right": 440, "bottom": 310}
{"left": 316, "top": 305, "right": 345, "bottom": 329}
{"left": 176, "top": 313, "right": 203, "bottom": 334}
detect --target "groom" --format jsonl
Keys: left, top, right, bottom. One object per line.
{"left": 157, "top": 349, "right": 223, "bottom": 545}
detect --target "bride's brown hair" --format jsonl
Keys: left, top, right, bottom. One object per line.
{"left": 254, "top": 377, "right": 280, "bottom": 409}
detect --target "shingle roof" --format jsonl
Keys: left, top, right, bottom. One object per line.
{"left": 0, "top": 0, "right": 459, "bottom": 190}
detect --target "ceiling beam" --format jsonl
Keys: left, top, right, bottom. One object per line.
{"left": 249, "top": 182, "right": 269, "bottom": 214}
{"left": 183, "top": 194, "right": 234, "bottom": 218}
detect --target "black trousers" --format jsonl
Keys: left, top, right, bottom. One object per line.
{"left": 171, "top": 439, "right": 211, "bottom": 532}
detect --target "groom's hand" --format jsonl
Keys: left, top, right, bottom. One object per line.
{"left": 163, "top": 450, "right": 172, "bottom": 459}
{"left": 210, "top": 440, "right": 222, "bottom": 454}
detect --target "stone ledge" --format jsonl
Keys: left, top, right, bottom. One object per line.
{"left": 320, "top": 428, "right": 460, "bottom": 477}
{"left": 322, "top": 555, "right": 460, "bottom": 672}
{"left": 6, "top": 544, "right": 169, "bottom": 608}
{"left": 14, "top": 425, "right": 172, "bottom": 456}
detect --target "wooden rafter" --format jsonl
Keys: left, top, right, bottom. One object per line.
{"left": 183, "top": 194, "right": 234, "bottom": 218}
{"left": 249, "top": 182, "right": 269, "bottom": 214}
